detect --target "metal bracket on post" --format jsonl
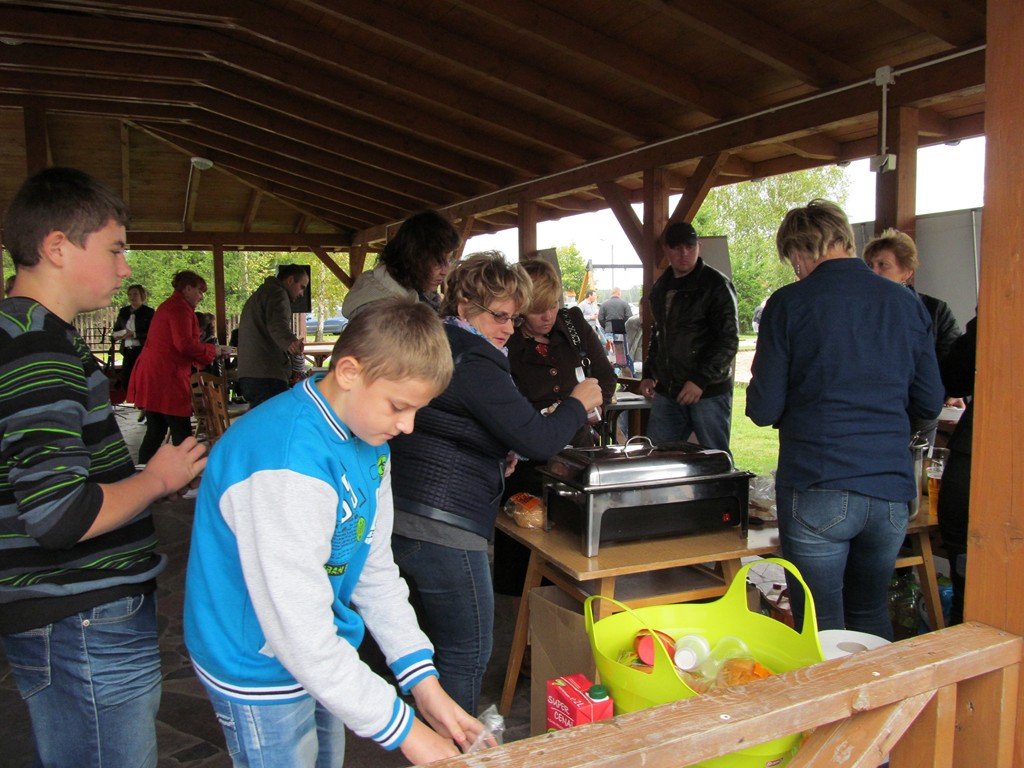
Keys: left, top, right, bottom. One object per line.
{"left": 872, "top": 66, "right": 898, "bottom": 173}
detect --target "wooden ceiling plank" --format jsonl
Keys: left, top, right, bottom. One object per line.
{"left": 18, "top": 0, "right": 241, "bottom": 28}
{"left": 287, "top": 0, "right": 668, "bottom": 139}
{"left": 872, "top": 0, "right": 986, "bottom": 47}
{"left": 129, "top": 231, "right": 353, "bottom": 249}
{"left": 452, "top": 0, "right": 737, "bottom": 118}
{"left": 146, "top": 120, "right": 424, "bottom": 216}
{"left": 637, "top": 0, "right": 861, "bottom": 87}
{"left": 217, "top": 3, "right": 605, "bottom": 161}
{"left": 21, "top": 99, "right": 50, "bottom": 174}
{"left": 669, "top": 152, "right": 729, "bottom": 225}
{"left": 596, "top": 181, "right": 645, "bottom": 259}
{"left": 778, "top": 135, "right": 841, "bottom": 161}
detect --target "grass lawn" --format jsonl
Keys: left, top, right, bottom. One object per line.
{"left": 731, "top": 385, "right": 779, "bottom": 477}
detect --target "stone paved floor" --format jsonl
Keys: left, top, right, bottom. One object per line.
{"left": 0, "top": 407, "right": 531, "bottom": 767}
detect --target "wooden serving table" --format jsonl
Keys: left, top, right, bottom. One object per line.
{"left": 302, "top": 342, "right": 335, "bottom": 366}
{"left": 496, "top": 514, "right": 943, "bottom": 715}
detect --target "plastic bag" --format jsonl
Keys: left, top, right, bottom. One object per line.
{"left": 502, "top": 492, "right": 547, "bottom": 529}
{"left": 748, "top": 474, "right": 777, "bottom": 520}
{"left": 465, "top": 704, "right": 505, "bottom": 753}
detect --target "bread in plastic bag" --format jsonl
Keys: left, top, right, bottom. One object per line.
{"left": 502, "top": 492, "right": 547, "bottom": 529}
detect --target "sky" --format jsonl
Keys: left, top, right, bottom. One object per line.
{"left": 464, "top": 136, "right": 987, "bottom": 290}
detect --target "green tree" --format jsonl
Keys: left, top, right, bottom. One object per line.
{"left": 693, "top": 167, "right": 850, "bottom": 332}
{"left": 555, "top": 243, "right": 587, "bottom": 299}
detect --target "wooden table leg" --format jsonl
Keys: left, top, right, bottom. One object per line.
{"left": 914, "top": 530, "right": 946, "bottom": 630}
{"left": 720, "top": 557, "right": 742, "bottom": 586}
{"left": 590, "top": 577, "right": 617, "bottom": 621}
{"left": 499, "top": 551, "right": 544, "bottom": 716}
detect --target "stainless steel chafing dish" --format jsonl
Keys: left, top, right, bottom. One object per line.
{"left": 538, "top": 437, "right": 754, "bottom": 556}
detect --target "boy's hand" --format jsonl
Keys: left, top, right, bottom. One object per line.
{"left": 144, "top": 437, "right": 207, "bottom": 496}
{"left": 398, "top": 718, "right": 459, "bottom": 765}
{"left": 411, "top": 677, "right": 485, "bottom": 751}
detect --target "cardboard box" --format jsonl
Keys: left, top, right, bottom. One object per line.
{"left": 529, "top": 586, "right": 597, "bottom": 736}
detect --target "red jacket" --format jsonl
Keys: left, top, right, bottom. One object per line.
{"left": 128, "top": 291, "right": 216, "bottom": 416}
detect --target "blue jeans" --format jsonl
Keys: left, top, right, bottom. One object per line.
{"left": 206, "top": 693, "right": 345, "bottom": 768}
{"left": 646, "top": 390, "right": 732, "bottom": 452}
{"left": 391, "top": 535, "right": 493, "bottom": 715}
{"left": 1, "top": 593, "right": 161, "bottom": 768}
{"left": 776, "top": 486, "right": 907, "bottom": 640}
{"left": 238, "top": 377, "right": 289, "bottom": 409}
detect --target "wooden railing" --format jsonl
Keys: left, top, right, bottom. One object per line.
{"left": 432, "top": 622, "right": 1020, "bottom": 768}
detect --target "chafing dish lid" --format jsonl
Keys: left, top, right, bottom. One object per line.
{"left": 539, "top": 437, "right": 736, "bottom": 490}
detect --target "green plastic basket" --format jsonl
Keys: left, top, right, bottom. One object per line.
{"left": 584, "top": 558, "right": 823, "bottom": 768}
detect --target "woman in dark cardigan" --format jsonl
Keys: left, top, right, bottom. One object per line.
{"left": 495, "top": 259, "right": 617, "bottom": 596}
{"left": 112, "top": 283, "right": 154, "bottom": 391}
{"left": 388, "top": 252, "right": 602, "bottom": 715}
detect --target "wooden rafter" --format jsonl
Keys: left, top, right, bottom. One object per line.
{"left": 873, "top": 0, "right": 987, "bottom": 47}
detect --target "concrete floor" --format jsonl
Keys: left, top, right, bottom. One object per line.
{"left": 0, "top": 407, "right": 531, "bottom": 767}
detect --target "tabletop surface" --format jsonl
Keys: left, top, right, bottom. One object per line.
{"left": 495, "top": 512, "right": 936, "bottom": 582}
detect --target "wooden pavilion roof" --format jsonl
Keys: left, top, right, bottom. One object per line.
{"left": 0, "top": 0, "right": 986, "bottom": 251}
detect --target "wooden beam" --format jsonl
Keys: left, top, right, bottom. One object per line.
{"left": 874, "top": 106, "right": 919, "bottom": 238}
{"left": 348, "top": 246, "right": 367, "bottom": 279}
{"left": 873, "top": 0, "right": 986, "bottom": 47}
{"left": 670, "top": 152, "right": 729, "bottom": 225}
{"left": 968, "top": 0, "right": 1024, "bottom": 763}
{"left": 119, "top": 122, "right": 131, "bottom": 207}
{"left": 211, "top": 243, "right": 226, "bottom": 342}
{"left": 22, "top": 100, "right": 50, "bottom": 174}
{"left": 242, "top": 189, "right": 262, "bottom": 232}
{"left": 778, "top": 135, "right": 841, "bottom": 161}
{"left": 128, "top": 231, "right": 352, "bottom": 248}
{"left": 518, "top": 200, "right": 538, "bottom": 261}
{"left": 310, "top": 246, "right": 353, "bottom": 288}
{"left": 455, "top": 216, "right": 475, "bottom": 260}
{"left": 597, "top": 181, "right": 645, "bottom": 262}
{"left": 643, "top": 167, "right": 669, "bottom": 285}
{"left": 183, "top": 165, "right": 203, "bottom": 232}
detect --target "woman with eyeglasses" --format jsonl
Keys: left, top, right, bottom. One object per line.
{"left": 388, "top": 252, "right": 602, "bottom": 715}
{"left": 746, "top": 201, "right": 944, "bottom": 640}
{"left": 128, "top": 270, "right": 224, "bottom": 464}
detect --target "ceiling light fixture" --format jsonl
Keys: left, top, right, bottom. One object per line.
{"left": 190, "top": 156, "right": 213, "bottom": 171}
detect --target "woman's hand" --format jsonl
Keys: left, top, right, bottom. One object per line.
{"left": 570, "top": 377, "right": 602, "bottom": 412}
{"left": 504, "top": 451, "right": 519, "bottom": 478}
{"left": 410, "top": 677, "right": 486, "bottom": 752}
{"left": 398, "top": 719, "right": 460, "bottom": 765}
{"left": 639, "top": 378, "right": 656, "bottom": 398}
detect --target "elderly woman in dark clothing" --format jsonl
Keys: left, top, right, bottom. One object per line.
{"left": 747, "top": 200, "right": 944, "bottom": 640}
{"left": 112, "top": 283, "right": 154, "bottom": 390}
{"left": 494, "top": 258, "right": 617, "bottom": 596}
{"left": 388, "top": 252, "right": 602, "bottom": 715}
{"left": 343, "top": 209, "right": 460, "bottom": 318}
{"left": 863, "top": 229, "right": 964, "bottom": 445}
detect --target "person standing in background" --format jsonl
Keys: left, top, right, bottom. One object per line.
{"left": 598, "top": 286, "right": 632, "bottom": 331}
{"left": 112, "top": 283, "right": 154, "bottom": 391}
{"left": 236, "top": 265, "right": 309, "bottom": 409}
{"left": 579, "top": 288, "right": 600, "bottom": 333}
{"left": 640, "top": 221, "right": 739, "bottom": 452}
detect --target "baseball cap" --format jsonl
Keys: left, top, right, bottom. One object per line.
{"left": 664, "top": 221, "right": 698, "bottom": 247}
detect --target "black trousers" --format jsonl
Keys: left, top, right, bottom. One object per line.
{"left": 138, "top": 412, "right": 193, "bottom": 465}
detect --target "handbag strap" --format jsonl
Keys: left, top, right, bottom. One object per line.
{"left": 560, "top": 308, "right": 591, "bottom": 377}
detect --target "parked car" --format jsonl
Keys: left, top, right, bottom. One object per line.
{"left": 305, "top": 314, "right": 348, "bottom": 335}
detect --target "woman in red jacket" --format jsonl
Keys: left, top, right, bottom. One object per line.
{"left": 129, "top": 270, "right": 219, "bottom": 463}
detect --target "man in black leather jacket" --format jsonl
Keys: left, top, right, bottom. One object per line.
{"left": 639, "top": 221, "right": 739, "bottom": 452}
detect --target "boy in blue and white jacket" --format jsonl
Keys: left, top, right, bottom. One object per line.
{"left": 185, "top": 300, "right": 480, "bottom": 767}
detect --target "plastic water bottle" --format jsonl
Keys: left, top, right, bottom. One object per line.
{"left": 696, "top": 636, "right": 750, "bottom": 680}
{"left": 673, "top": 634, "right": 711, "bottom": 671}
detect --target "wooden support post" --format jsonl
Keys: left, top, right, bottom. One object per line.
{"left": 310, "top": 246, "right": 353, "bottom": 288}
{"left": 641, "top": 168, "right": 669, "bottom": 362}
{"left": 212, "top": 243, "right": 227, "bottom": 343}
{"left": 120, "top": 122, "right": 131, "bottom": 208}
{"left": 455, "top": 216, "right": 475, "bottom": 260}
{"left": 874, "top": 106, "right": 918, "bottom": 238}
{"left": 669, "top": 151, "right": 728, "bottom": 226}
{"left": 969, "top": 1, "right": 1024, "bottom": 765}
{"left": 22, "top": 101, "right": 50, "bottom": 175}
{"left": 518, "top": 199, "right": 538, "bottom": 261}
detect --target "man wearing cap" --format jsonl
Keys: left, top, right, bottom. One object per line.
{"left": 639, "top": 221, "right": 739, "bottom": 452}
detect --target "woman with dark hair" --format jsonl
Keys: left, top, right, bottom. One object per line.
{"left": 343, "top": 209, "right": 460, "bottom": 318}
{"left": 128, "top": 271, "right": 222, "bottom": 463}
{"left": 112, "top": 283, "right": 154, "bottom": 390}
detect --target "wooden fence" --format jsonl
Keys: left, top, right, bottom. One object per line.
{"left": 433, "top": 622, "right": 1020, "bottom": 768}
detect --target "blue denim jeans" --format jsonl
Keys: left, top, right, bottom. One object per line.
{"left": 646, "top": 390, "right": 732, "bottom": 452}
{"left": 238, "top": 377, "right": 289, "bottom": 410}
{"left": 391, "top": 535, "right": 493, "bottom": 715}
{"left": 776, "top": 486, "right": 908, "bottom": 640}
{"left": 1, "top": 593, "right": 161, "bottom": 768}
{"left": 206, "top": 693, "right": 345, "bottom": 768}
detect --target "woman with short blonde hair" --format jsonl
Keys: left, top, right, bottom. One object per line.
{"left": 388, "top": 251, "right": 602, "bottom": 715}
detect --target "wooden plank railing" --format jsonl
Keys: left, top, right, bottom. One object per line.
{"left": 429, "top": 622, "right": 1020, "bottom": 768}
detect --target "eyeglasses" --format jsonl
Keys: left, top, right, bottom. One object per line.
{"left": 471, "top": 301, "right": 524, "bottom": 327}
